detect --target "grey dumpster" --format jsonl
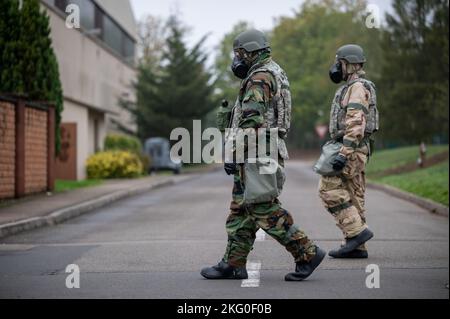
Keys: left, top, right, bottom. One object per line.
{"left": 144, "top": 137, "right": 182, "bottom": 174}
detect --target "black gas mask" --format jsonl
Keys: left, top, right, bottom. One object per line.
{"left": 231, "top": 54, "right": 249, "bottom": 79}
{"left": 329, "top": 61, "right": 343, "bottom": 84}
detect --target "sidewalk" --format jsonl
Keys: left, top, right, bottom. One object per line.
{"left": 0, "top": 169, "right": 212, "bottom": 239}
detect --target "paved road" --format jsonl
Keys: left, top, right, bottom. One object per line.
{"left": 0, "top": 161, "right": 448, "bottom": 299}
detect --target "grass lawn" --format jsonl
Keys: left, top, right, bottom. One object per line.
{"left": 373, "top": 161, "right": 449, "bottom": 207}
{"left": 55, "top": 179, "right": 103, "bottom": 193}
{"left": 366, "top": 144, "right": 448, "bottom": 176}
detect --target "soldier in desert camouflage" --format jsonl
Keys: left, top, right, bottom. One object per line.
{"left": 319, "top": 44, "right": 378, "bottom": 258}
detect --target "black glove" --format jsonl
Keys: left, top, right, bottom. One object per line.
{"left": 224, "top": 162, "right": 238, "bottom": 175}
{"left": 331, "top": 154, "right": 347, "bottom": 171}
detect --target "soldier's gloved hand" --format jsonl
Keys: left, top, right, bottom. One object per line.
{"left": 224, "top": 162, "right": 238, "bottom": 175}
{"left": 331, "top": 154, "right": 347, "bottom": 171}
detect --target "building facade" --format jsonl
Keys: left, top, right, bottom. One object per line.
{"left": 41, "top": 0, "right": 138, "bottom": 180}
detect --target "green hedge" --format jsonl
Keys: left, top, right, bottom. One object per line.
{"left": 104, "top": 133, "right": 142, "bottom": 153}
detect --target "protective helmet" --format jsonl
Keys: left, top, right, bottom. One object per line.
{"left": 336, "top": 44, "right": 366, "bottom": 64}
{"left": 233, "top": 29, "right": 270, "bottom": 53}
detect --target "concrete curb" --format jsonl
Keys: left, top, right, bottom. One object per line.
{"left": 0, "top": 175, "right": 195, "bottom": 239}
{"left": 367, "top": 182, "right": 449, "bottom": 217}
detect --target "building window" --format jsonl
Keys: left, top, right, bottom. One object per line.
{"left": 54, "top": 0, "right": 66, "bottom": 11}
{"left": 69, "top": 0, "right": 95, "bottom": 31}
{"left": 46, "top": 0, "right": 136, "bottom": 66}
{"left": 94, "top": 4, "right": 104, "bottom": 39}
{"left": 123, "top": 33, "right": 135, "bottom": 61}
{"left": 103, "top": 15, "right": 123, "bottom": 57}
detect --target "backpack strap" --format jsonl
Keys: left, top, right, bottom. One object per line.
{"left": 239, "top": 67, "right": 277, "bottom": 103}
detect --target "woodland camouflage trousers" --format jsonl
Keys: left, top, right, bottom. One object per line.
{"left": 223, "top": 167, "right": 317, "bottom": 267}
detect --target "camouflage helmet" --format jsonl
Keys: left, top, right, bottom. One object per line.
{"left": 336, "top": 44, "right": 366, "bottom": 64}
{"left": 233, "top": 29, "right": 270, "bottom": 53}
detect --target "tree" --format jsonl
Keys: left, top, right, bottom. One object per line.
{"left": 137, "top": 15, "right": 167, "bottom": 71}
{"left": 378, "top": 0, "right": 449, "bottom": 145}
{"left": 0, "top": 0, "right": 23, "bottom": 93}
{"left": 0, "top": 0, "right": 64, "bottom": 154}
{"left": 270, "top": 0, "right": 382, "bottom": 148}
{"left": 213, "top": 21, "right": 254, "bottom": 105}
{"left": 213, "top": 0, "right": 382, "bottom": 149}
{"left": 122, "top": 15, "right": 214, "bottom": 147}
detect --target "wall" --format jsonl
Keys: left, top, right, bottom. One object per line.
{"left": 60, "top": 101, "right": 88, "bottom": 180}
{"left": 0, "top": 97, "right": 55, "bottom": 200}
{"left": 41, "top": 3, "right": 138, "bottom": 180}
{"left": 88, "top": 109, "right": 106, "bottom": 154}
{"left": 24, "top": 108, "right": 48, "bottom": 194}
{"left": 0, "top": 102, "right": 16, "bottom": 199}
{"left": 44, "top": 4, "right": 137, "bottom": 133}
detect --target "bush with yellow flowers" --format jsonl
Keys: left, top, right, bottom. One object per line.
{"left": 86, "top": 151, "right": 143, "bottom": 179}
{"left": 103, "top": 133, "right": 151, "bottom": 173}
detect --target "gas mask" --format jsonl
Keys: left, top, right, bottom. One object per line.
{"left": 231, "top": 52, "right": 250, "bottom": 79}
{"left": 329, "top": 60, "right": 343, "bottom": 84}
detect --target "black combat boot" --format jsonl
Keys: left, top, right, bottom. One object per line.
{"left": 339, "top": 228, "right": 373, "bottom": 254}
{"left": 285, "top": 247, "right": 326, "bottom": 281}
{"left": 200, "top": 260, "right": 248, "bottom": 279}
{"left": 329, "top": 248, "right": 368, "bottom": 258}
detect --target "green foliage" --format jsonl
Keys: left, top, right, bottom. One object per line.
{"left": 55, "top": 179, "right": 103, "bottom": 193}
{"left": 138, "top": 153, "right": 151, "bottom": 174}
{"left": 374, "top": 161, "right": 449, "bottom": 206}
{"left": 378, "top": 0, "right": 449, "bottom": 144}
{"left": 86, "top": 151, "right": 144, "bottom": 179}
{"left": 214, "top": 0, "right": 448, "bottom": 149}
{"left": 214, "top": 21, "right": 254, "bottom": 104}
{"left": 0, "top": 0, "right": 64, "bottom": 154}
{"left": 0, "top": 0, "right": 22, "bottom": 92}
{"left": 271, "top": 0, "right": 382, "bottom": 148}
{"left": 103, "top": 133, "right": 151, "bottom": 173}
{"left": 203, "top": 21, "right": 254, "bottom": 129}
{"left": 366, "top": 144, "right": 448, "bottom": 176}
{"left": 121, "top": 15, "right": 213, "bottom": 146}
{"left": 367, "top": 144, "right": 449, "bottom": 206}
{"left": 214, "top": 0, "right": 382, "bottom": 149}
{"left": 104, "top": 133, "right": 143, "bottom": 154}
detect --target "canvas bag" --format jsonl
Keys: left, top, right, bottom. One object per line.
{"left": 313, "top": 140, "right": 343, "bottom": 176}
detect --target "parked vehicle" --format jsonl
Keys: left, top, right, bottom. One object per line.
{"left": 144, "top": 137, "right": 182, "bottom": 174}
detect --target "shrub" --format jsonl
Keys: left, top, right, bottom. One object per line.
{"left": 103, "top": 134, "right": 151, "bottom": 174}
{"left": 86, "top": 151, "right": 143, "bottom": 179}
{"left": 104, "top": 134, "right": 142, "bottom": 154}
{"left": 0, "top": 0, "right": 64, "bottom": 154}
{"left": 138, "top": 153, "right": 151, "bottom": 174}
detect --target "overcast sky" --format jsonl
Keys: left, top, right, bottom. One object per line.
{"left": 130, "top": 0, "right": 394, "bottom": 59}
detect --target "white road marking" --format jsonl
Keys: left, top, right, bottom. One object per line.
{"left": 241, "top": 261, "right": 261, "bottom": 288}
{"left": 255, "top": 228, "right": 266, "bottom": 241}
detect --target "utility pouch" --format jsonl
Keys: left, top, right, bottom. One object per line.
{"left": 243, "top": 158, "right": 285, "bottom": 204}
{"left": 313, "top": 140, "right": 343, "bottom": 176}
{"left": 216, "top": 100, "right": 232, "bottom": 132}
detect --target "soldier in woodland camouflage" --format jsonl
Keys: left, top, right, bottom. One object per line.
{"left": 319, "top": 44, "right": 377, "bottom": 258}
{"left": 201, "top": 29, "right": 325, "bottom": 281}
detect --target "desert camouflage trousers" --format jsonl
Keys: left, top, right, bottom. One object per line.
{"left": 223, "top": 166, "right": 316, "bottom": 268}
{"left": 318, "top": 149, "right": 369, "bottom": 250}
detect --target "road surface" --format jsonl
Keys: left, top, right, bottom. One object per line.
{"left": 0, "top": 161, "right": 448, "bottom": 298}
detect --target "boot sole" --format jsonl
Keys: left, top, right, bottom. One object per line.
{"left": 328, "top": 250, "right": 368, "bottom": 259}
{"left": 200, "top": 270, "right": 248, "bottom": 280}
{"left": 285, "top": 248, "right": 326, "bottom": 281}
